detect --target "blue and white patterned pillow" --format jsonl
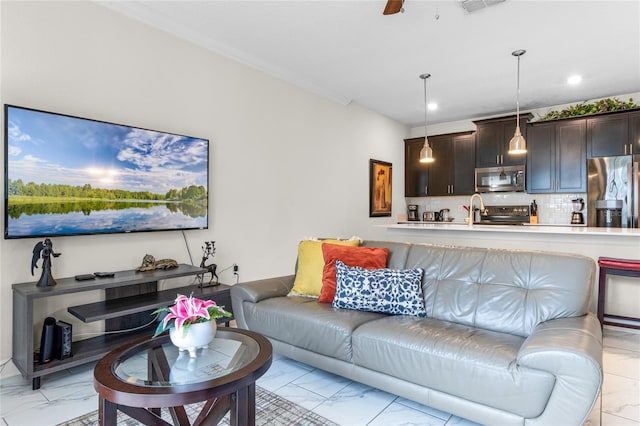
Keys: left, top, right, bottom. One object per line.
{"left": 332, "top": 260, "right": 426, "bottom": 317}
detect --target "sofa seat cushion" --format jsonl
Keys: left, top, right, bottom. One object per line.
{"left": 242, "top": 296, "right": 386, "bottom": 362}
{"left": 352, "top": 316, "right": 555, "bottom": 418}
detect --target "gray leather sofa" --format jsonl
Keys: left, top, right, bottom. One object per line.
{"left": 231, "top": 241, "right": 602, "bottom": 425}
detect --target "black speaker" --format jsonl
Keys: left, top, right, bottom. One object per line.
{"left": 38, "top": 317, "right": 57, "bottom": 364}
{"left": 54, "top": 320, "right": 73, "bottom": 360}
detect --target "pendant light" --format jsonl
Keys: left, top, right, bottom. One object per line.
{"left": 419, "top": 73, "right": 434, "bottom": 163}
{"left": 508, "top": 49, "right": 527, "bottom": 155}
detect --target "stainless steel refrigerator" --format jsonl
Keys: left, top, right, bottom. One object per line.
{"left": 587, "top": 155, "right": 640, "bottom": 228}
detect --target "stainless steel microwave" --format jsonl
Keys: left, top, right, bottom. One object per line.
{"left": 475, "top": 165, "right": 526, "bottom": 192}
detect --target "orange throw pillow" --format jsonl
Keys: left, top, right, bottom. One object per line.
{"left": 319, "top": 244, "right": 390, "bottom": 303}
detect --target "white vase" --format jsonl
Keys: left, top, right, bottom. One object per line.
{"left": 169, "top": 320, "right": 217, "bottom": 358}
{"left": 169, "top": 351, "right": 199, "bottom": 383}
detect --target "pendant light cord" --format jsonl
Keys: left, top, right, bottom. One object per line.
{"left": 424, "top": 77, "right": 428, "bottom": 140}
{"left": 512, "top": 49, "right": 526, "bottom": 129}
{"left": 420, "top": 73, "right": 431, "bottom": 144}
{"left": 516, "top": 54, "right": 520, "bottom": 124}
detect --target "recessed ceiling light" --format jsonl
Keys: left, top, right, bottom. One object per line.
{"left": 428, "top": 102, "right": 438, "bottom": 111}
{"left": 567, "top": 75, "right": 582, "bottom": 85}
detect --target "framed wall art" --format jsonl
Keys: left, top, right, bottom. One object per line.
{"left": 369, "top": 159, "right": 392, "bottom": 217}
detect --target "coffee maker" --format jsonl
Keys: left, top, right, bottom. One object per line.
{"left": 571, "top": 198, "right": 585, "bottom": 225}
{"left": 407, "top": 205, "right": 419, "bottom": 221}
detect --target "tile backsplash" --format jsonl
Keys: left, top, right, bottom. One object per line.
{"left": 405, "top": 192, "right": 587, "bottom": 225}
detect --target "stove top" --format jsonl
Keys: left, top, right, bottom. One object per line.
{"left": 479, "top": 205, "right": 530, "bottom": 225}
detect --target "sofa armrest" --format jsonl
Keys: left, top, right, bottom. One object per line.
{"left": 230, "top": 275, "right": 295, "bottom": 329}
{"left": 517, "top": 313, "right": 603, "bottom": 425}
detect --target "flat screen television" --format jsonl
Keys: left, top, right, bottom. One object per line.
{"left": 4, "top": 104, "right": 209, "bottom": 239}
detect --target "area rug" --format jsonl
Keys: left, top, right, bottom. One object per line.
{"left": 56, "top": 386, "right": 337, "bottom": 426}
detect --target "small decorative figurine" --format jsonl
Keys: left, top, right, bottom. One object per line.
{"left": 136, "top": 254, "right": 178, "bottom": 272}
{"left": 199, "top": 241, "right": 218, "bottom": 287}
{"left": 31, "top": 238, "right": 62, "bottom": 287}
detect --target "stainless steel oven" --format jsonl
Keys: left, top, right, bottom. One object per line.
{"left": 475, "top": 165, "right": 525, "bottom": 193}
{"left": 478, "top": 205, "right": 530, "bottom": 225}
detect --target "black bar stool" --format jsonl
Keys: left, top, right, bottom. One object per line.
{"left": 597, "top": 257, "right": 640, "bottom": 330}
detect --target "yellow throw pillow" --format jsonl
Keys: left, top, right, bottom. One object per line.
{"left": 289, "top": 238, "right": 360, "bottom": 297}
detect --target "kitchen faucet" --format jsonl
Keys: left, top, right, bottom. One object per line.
{"left": 468, "top": 193, "right": 485, "bottom": 227}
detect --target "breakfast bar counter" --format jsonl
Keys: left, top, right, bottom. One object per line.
{"left": 388, "top": 222, "right": 640, "bottom": 237}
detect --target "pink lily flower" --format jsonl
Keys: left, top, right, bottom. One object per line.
{"left": 152, "top": 293, "right": 231, "bottom": 338}
{"left": 162, "top": 295, "right": 217, "bottom": 330}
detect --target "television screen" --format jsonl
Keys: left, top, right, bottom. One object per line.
{"left": 4, "top": 105, "right": 209, "bottom": 239}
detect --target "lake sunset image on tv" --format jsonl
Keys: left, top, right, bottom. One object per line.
{"left": 4, "top": 105, "right": 209, "bottom": 239}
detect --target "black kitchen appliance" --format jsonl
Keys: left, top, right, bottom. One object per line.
{"left": 423, "top": 211, "right": 436, "bottom": 222}
{"left": 478, "top": 205, "right": 530, "bottom": 225}
{"left": 571, "top": 198, "right": 585, "bottom": 225}
{"left": 435, "top": 208, "right": 451, "bottom": 222}
{"left": 407, "top": 205, "right": 419, "bottom": 221}
{"left": 475, "top": 165, "right": 526, "bottom": 193}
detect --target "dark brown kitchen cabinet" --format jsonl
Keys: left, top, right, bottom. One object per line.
{"left": 404, "top": 132, "right": 475, "bottom": 197}
{"left": 629, "top": 111, "right": 640, "bottom": 155}
{"left": 404, "top": 137, "right": 429, "bottom": 196}
{"left": 427, "top": 135, "right": 453, "bottom": 196}
{"left": 451, "top": 133, "right": 476, "bottom": 195}
{"left": 474, "top": 114, "right": 532, "bottom": 167}
{"left": 527, "top": 123, "right": 554, "bottom": 192}
{"left": 587, "top": 112, "right": 629, "bottom": 157}
{"left": 474, "top": 121, "right": 501, "bottom": 167}
{"left": 527, "top": 119, "right": 586, "bottom": 193}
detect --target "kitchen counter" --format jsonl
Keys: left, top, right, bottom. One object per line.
{"left": 390, "top": 222, "right": 640, "bottom": 237}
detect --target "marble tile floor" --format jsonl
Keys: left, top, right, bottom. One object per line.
{"left": 0, "top": 327, "right": 638, "bottom": 426}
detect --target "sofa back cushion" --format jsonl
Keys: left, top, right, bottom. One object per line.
{"left": 364, "top": 241, "right": 595, "bottom": 337}
{"left": 361, "top": 240, "right": 411, "bottom": 269}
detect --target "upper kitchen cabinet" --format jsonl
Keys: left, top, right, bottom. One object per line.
{"left": 428, "top": 132, "right": 476, "bottom": 196}
{"left": 404, "top": 137, "right": 429, "bottom": 197}
{"left": 474, "top": 114, "right": 533, "bottom": 167}
{"left": 527, "top": 123, "right": 554, "bottom": 193}
{"left": 527, "top": 119, "right": 586, "bottom": 193}
{"left": 426, "top": 135, "right": 453, "bottom": 196}
{"left": 629, "top": 111, "right": 640, "bottom": 155}
{"left": 587, "top": 112, "right": 629, "bottom": 157}
{"left": 404, "top": 132, "right": 475, "bottom": 197}
{"left": 451, "top": 133, "right": 476, "bottom": 195}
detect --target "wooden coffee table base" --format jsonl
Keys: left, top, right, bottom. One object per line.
{"left": 94, "top": 329, "right": 271, "bottom": 426}
{"left": 97, "top": 383, "right": 255, "bottom": 426}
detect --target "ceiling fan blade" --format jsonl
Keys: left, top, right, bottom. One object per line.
{"left": 383, "top": 0, "right": 403, "bottom": 15}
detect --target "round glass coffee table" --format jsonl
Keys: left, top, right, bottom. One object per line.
{"left": 94, "top": 328, "right": 272, "bottom": 426}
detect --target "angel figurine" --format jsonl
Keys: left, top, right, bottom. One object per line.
{"left": 31, "top": 238, "right": 61, "bottom": 287}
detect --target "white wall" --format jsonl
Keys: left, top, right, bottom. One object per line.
{"left": 0, "top": 1, "right": 408, "bottom": 364}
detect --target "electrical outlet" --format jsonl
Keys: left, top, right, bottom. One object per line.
{"left": 233, "top": 264, "right": 239, "bottom": 274}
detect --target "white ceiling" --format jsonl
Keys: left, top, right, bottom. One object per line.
{"left": 99, "top": 0, "right": 640, "bottom": 127}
